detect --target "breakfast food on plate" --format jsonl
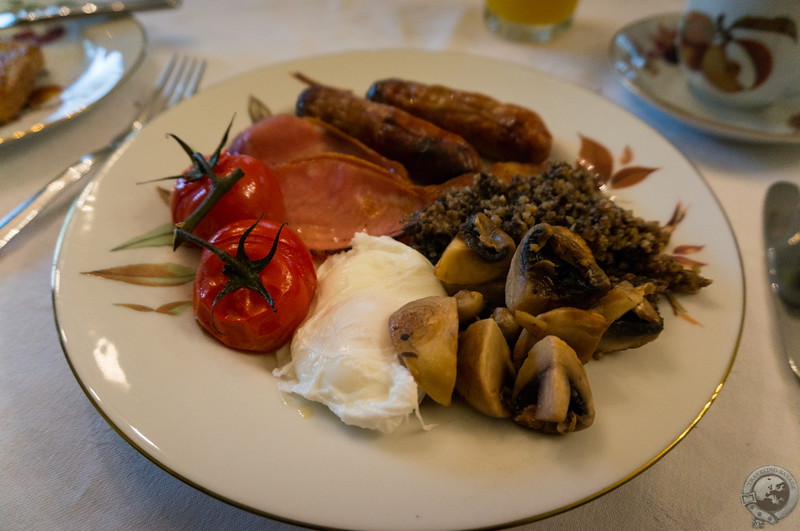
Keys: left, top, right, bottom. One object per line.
{"left": 294, "top": 74, "right": 482, "bottom": 185}
{"left": 367, "top": 78, "right": 552, "bottom": 164}
{"left": 388, "top": 290, "right": 486, "bottom": 407}
{"left": 455, "top": 317, "right": 516, "bottom": 418}
{"left": 390, "top": 213, "right": 659, "bottom": 433}
{"left": 402, "top": 163, "right": 711, "bottom": 295}
{"left": 511, "top": 335, "right": 595, "bottom": 433}
{"left": 169, "top": 130, "right": 287, "bottom": 243}
{"left": 178, "top": 218, "right": 318, "bottom": 353}
{"left": 97, "top": 73, "right": 712, "bottom": 436}
{"left": 229, "top": 113, "right": 409, "bottom": 179}
{"left": 504, "top": 223, "right": 612, "bottom": 315}
{"left": 0, "top": 41, "right": 44, "bottom": 124}
{"left": 273, "top": 233, "right": 447, "bottom": 433}
{"left": 267, "top": 153, "right": 428, "bottom": 252}
{"left": 391, "top": 196, "right": 677, "bottom": 433}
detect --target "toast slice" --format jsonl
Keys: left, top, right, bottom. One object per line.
{"left": 0, "top": 41, "right": 44, "bottom": 124}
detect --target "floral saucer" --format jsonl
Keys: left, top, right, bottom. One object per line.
{"left": 609, "top": 12, "right": 800, "bottom": 144}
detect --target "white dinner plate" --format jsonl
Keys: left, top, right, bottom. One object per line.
{"left": 609, "top": 13, "right": 800, "bottom": 144}
{"left": 53, "top": 49, "right": 743, "bottom": 530}
{"left": 0, "top": 14, "right": 146, "bottom": 145}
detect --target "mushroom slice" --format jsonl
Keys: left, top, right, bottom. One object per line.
{"left": 512, "top": 328, "right": 535, "bottom": 372}
{"left": 505, "top": 224, "right": 611, "bottom": 315}
{"left": 492, "top": 306, "right": 522, "bottom": 345}
{"left": 589, "top": 281, "right": 655, "bottom": 323}
{"left": 512, "top": 336, "right": 595, "bottom": 434}
{"left": 441, "top": 279, "right": 506, "bottom": 310}
{"left": 513, "top": 308, "right": 608, "bottom": 365}
{"left": 510, "top": 312, "right": 547, "bottom": 371}
{"left": 389, "top": 296, "right": 458, "bottom": 406}
{"left": 453, "top": 289, "right": 486, "bottom": 321}
{"left": 596, "top": 296, "right": 663, "bottom": 355}
{"left": 456, "top": 318, "right": 515, "bottom": 418}
{"left": 434, "top": 213, "right": 516, "bottom": 285}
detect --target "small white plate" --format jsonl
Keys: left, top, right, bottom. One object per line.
{"left": 0, "top": 15, "right": 146, "bottom": 145}
{"left": 610, "top": 12, "right": 800, "bottom": 144}
{"left": 53, "top": 49, "right": 743, "bottom": 530}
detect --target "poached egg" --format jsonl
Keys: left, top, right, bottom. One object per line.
{"left": 273, "top": 233, "right": 446, "bottom": 433}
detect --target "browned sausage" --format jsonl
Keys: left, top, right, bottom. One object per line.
{"left": 295, "top": 79, "right": 481, "bottom": 185}
{"left": 366, "top": 78, "right": 552, "bottom": 164}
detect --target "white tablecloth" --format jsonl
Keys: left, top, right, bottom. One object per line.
{"left": 2, "top": 1, "right": 799, "bottom": 529}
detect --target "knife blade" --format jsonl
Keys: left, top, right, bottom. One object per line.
{"left": 0, "top": 0, "right": 181, "bottom": 30}
{"left": 764, "top": 180, "right": 800, "bottom": 381}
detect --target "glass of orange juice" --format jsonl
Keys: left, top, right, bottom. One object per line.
{"left": 484, "top": 0, "right": 580, "bottom": 42}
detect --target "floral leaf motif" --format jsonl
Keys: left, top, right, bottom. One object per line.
{"left": 645, "top": 24, "right": 679, "bottom": 70}
{"left": 156, "top": 186, "right": 171, "bottom": 206}
{"left": 679, "top": 12, "right": 715, "bottom": 71}
{"left": 112, "top": 223, "right": 174, "bottom": 251}
{"left": 114, "top": 303, "right": 152, "bottom": 312}
{"left": 577, "top": 135, "right": 658, "bottom": 188}
{"left": 608, "top": 166, "right": 658, "bottom": 189}
{"left": 673, "top": 244, "right": 705, "bottom": 254}
{"left": 578, "top": 135, "right": 613, "bottom": 184}
{"left": 248, "top": 95, "right": 272, "bottom": 123}
{"left": 670, "top": 255, "right": 708, "bottom": 268}
{"left": 620, "top": 145, "right": 634, "bottom": 165}
{"left": 730, "top": 16, "right": 798, "bottom": 41}
{"left": 736, "top": 38, "right": 773, "bottom": 88}
{"left": 662, "top": 202, "right": 688, "bottom": 235}
{"left": 155, "top": 301, "right": 193, "bottom": 315}
{"left": 666, "top": 293, "right": 702, "bottom": 326}
{"left": 83, "top": 263, "right": 196, "bottom": 286}
{"left": 114, "top": 301, "right": 192, "bottom": 315}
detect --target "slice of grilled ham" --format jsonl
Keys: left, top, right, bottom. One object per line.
{"left": 0, "top": 41, "right": 44, "bottom": 124}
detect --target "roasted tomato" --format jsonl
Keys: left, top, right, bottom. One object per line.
{"left": 186, "top": 218, "right": 317, "bottom": 352}
{"left": 171, "top": 150, "right": 286, "bottom": 240}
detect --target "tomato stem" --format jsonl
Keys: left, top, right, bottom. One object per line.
{"left": 168, "top": 117, "right": 248, "bottom": 250}
{"left": 175, "top": 218, "right": 286, "bottom": 334}
{"left": 172, "top": 166, "right": 245, "bottom": 249}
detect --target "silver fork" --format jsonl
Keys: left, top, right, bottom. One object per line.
{"left": 0, "top": 54, "right": 206, "bottom": 253}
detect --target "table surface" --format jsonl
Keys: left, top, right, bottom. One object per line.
{"left": 2, "top": 1, "right": 799, "bottom": 529}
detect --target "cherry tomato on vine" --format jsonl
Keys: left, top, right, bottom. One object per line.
{"left": 171, "top": 150, "right": 286, "bottom": 241}
{"left": 187, "top": 218, "right": 317, "bottom": 352}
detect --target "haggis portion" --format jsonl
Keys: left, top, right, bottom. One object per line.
{"left": 402, "top": 162, "right": 711, "bottom": 295}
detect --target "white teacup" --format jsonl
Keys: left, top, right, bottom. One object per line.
{"left": 677, "top": 0, "right": 800, "bottom": 109}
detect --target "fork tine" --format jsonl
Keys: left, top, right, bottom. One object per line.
{"left": 167, "top": 57, "right": 205, "bottom": 108}
{"left": 181, "top": 59, "right": 206, "bottom": 103}
{"left": 156, "top": 53, "right": 181, "bottom": 89}
{"left": 134, "top": 54, "right": 181, "bottom": 124}
{"left": 150, "top": 55, "right": 189, "bottom": 116}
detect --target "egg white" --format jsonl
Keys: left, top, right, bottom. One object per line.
{"left": 273, "top": 233, "right": 446, "bottom": 433}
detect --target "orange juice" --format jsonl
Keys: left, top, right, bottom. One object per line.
{"left": 486, "top": 0, "right": 579, "bottom": 25}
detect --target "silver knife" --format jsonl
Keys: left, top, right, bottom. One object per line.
{"left": 0, "top": 0, "right": 181, "bottom": 30}
{"left": 764, "top": 180, "right": 800, "bottom": 381}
